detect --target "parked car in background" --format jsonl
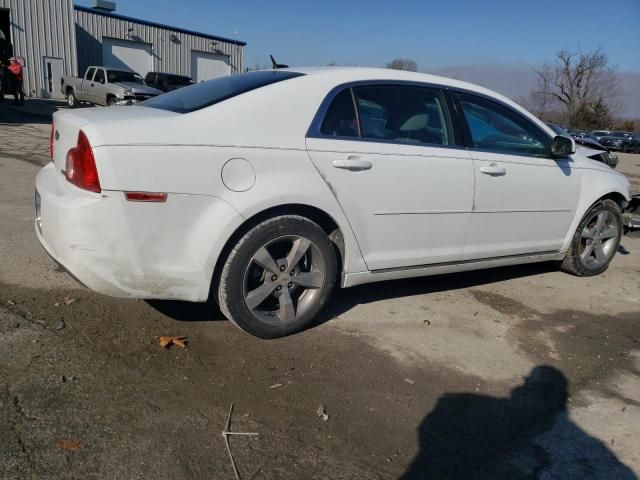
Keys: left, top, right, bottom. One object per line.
{"left": 61, "top": 66, "right": 163, "bottom": 107}
{"left": 567, "top": 128, "right": 590, "bottom": 138}
{"left": 591, "top": 130, "right": 610, "bottom": 142}
{"left": 599, "top": 131, "right": 636, "bottom": 152}
{"left": 144, "top": 72, "right": 195, "bottom": 92}
{"left": 627, "top": 135, "right": 640, "bottom": 154}
{"left": 546, "top": 123, "right": 618, "bottom": 168}
{"left": 38, "top": 67, "right": 630, "bottom": 338}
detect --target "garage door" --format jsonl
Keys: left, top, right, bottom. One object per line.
{"left": 103, "top": 37, "right": 153, "bottom": 77}
{"left": 191, "top": 51, "right": 231, "bottom": 82}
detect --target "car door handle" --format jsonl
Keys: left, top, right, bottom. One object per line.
{"left": 480, "top": 164, "right": 506, "bottom": 176}
{"left": 332, "top": 156, "right": 372, "bottom": 171}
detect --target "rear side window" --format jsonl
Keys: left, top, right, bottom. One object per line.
{"left": 456, "top": 93, "right": 549, "bottom": 156}
{"left": 320, "top": 89, "right": 358, "bottom": 138}
{"left": 354, "top": 85, "right": 453, "bottom": 146}
{"left": 144, "top": 70, "right": 305, "bottom": 113}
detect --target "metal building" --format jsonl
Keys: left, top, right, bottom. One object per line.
{"left": 0, "top": 0, "right": 245, "bottom": 100}
{"left": 74, "top": 5, "right": 245, "bottom": 84}
{"left": 0, "top": 0, "right": 77, "bottom": 99}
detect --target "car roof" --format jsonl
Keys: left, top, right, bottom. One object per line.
{"left": 94, "top": 66, "right": 135, "bottom": 73}
{"left": 148, "top": 71, "right": 191, "bottom": 78}
{"left": 285, "top": 66, "right": 486, "bottom": 90}
{"left": 278, "top": 66, "right": 548, "bottom": 132}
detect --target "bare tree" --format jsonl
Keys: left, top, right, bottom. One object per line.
{"left": 533, "top": 48, "right": 620, "bottom": 128}
{"left": 386, "top": 58, "right": 418, "bottom": 72}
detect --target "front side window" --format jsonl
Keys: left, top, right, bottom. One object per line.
{"left": 93, "top": 69, "right": 105, "bottom": 84}
{"left": 354, "top": 85, "right": 453, "bottom": 146}
{"left": 85, "top": 68, "right": 95, "bottom": 80}
{"left": 456, "top": 93, "right": 549, "bottom": 156}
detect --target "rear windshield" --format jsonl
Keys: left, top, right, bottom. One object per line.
{"left": 143, "top": 70, "right": 304, "bottom": 113}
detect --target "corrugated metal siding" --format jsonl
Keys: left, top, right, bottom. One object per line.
{"left": 75, "top": 8, "right": 244, "bottom": 79}
{"left": 0, "top": 0, "right": 77, "bottom": 98}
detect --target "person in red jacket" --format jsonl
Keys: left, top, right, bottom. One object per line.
{"left": 7, "top": 57, "right": 24, "bottom": 105}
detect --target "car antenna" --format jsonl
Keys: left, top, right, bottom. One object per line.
{"left": 270, "top": 54, "right": 289, "bottom": 69}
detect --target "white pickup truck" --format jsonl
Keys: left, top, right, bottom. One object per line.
{"left": 61, "top": 66, "right": 163, "bottom": 107}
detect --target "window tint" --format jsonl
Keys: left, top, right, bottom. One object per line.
{"left": 144, "top": 70, "right": 304, "bottom": 113}
{"left": 93, "top": 69, "right": 105, "bottom": 84}
{"left": 85, "top": 68, "right": 95, "bottom": 80}
{"left": 354, "top": 85, "right": 453, "bottom": 146}
{"left": 457, "top": 93, "right": 549, "bottom": 156}
{"left": 320, "top": 89, "right": 358, "bottom": 137}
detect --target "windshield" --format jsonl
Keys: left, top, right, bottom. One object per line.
{"left": 143, "top": 70, "right": 304, "bottom": 113}
{"left": 107, "top": 70, "right": 143, "bottom": 84}
{"left": 608, "top": 132, "right": 628, "bottom": 138}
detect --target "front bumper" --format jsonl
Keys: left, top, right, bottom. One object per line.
{"left": 623, "top": 192, "right": 640, "bottom": 232}
{"left": 34, "top": 162, "right": 237, "bottom": 301}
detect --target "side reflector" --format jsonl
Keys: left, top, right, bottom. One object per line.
{"left": 125, "top": 192, "right": 168, "bottom": 202}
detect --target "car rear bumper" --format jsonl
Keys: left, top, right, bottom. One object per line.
{"left": 34, "top": 162, "right": 238, "bottom": 301}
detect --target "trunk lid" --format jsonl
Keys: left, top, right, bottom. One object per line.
{"left": 51, "top": 106, "right": 178, "bottom": 173}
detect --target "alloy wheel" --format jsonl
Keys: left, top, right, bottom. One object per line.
{"left": 579, "top": 210, "right": 619, "bottom": 269}
{"left": 243, "top": 235, "right": 326, "bottom": 324}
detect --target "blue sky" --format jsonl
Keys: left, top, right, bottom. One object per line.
{"left": 76, "top": 0, "right": 640, "bottom": 72}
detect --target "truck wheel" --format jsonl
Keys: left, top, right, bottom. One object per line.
{"left": 561, "top": 199, "right": 622, "bottom": 276}
{"left": 107, "top": 97, "right": 118, "bottom": 107}
{"left": 217, "top": 215, "right": 337, "bottom": 339}
{"left": 66, "top": 91, "right": 78, "bottom": 108}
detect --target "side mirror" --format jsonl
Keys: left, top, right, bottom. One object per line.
{"left": 551, "top": 135, "right": 575, "bottom": 156}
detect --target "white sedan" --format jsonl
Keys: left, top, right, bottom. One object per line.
{"left": 36, "top": 67, "right": 630, "bottom": 338}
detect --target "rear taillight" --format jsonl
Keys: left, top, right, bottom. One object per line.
{"left": 50, "top": 123, "right": 54, "bottom": 161}
{"left": 65, "top": 131, "right": 101, "bottom": 193}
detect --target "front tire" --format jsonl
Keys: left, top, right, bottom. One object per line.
{"left": 217, "top": 215, "right": 338, "bottom": 338}
{"left": 561, "top": 199, "right": 622, "bottom": 276}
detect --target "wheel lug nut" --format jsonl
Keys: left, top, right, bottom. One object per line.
{"left": 290, "top": 271, "right": 295, "bottom": 276}
{"left": 276, "top": 286, "right": 282, "bottom": 291}
{"left": 271, "top": 275, "right": 277, "bottom": 281}
{"left": 288, "top": 282, "right": 293, "bottom": 288}
{"left": 280, "top": 266, "right": 285, "bottom": 272}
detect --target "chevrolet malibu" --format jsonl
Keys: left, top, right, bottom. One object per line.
{"left": 36, "top": 67, "right": 631, "bottom": 338}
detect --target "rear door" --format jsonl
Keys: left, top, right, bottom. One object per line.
{"left": 453, "top": 92, "right": 579, "bottom": 259}
{"left": 306, "top": 83, "right": 474, "bottom": 271}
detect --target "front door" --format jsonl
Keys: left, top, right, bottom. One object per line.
{"left": 454, "top": 92, "right": 579, "bottom": 260}
{"left": 306, "top": 84, "right": 474, "bottom": 271}
{"left": 43, "top": 57, "right": 64, "bottom": 99}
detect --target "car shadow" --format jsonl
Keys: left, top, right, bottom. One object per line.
{"left": 150, "top": 262, "right": 558, "bottom": 325}
{"left": 399, "top": 365, "right": 637, "bottom": 479}
{"left": 317, "top": 261, "right": 559, "bottom": 325}
{"left": 147, "top": 297, "right": 224, "bottom": 322}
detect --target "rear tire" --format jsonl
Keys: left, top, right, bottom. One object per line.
{"left": 217, "top": 215, "right": 337, "bottom": 339}
{"left": 561, "top": 199, "right": 622, "bottom": 276}
{"left": 66, "top": 91, "right": 77, "bottom": 108}
{"left": 107, "top": 96, "right": 118, "bottom": 107}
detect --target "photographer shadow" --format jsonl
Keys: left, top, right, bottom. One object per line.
{"left": 400, "top": 366, "right": 636, "bottom": 480}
